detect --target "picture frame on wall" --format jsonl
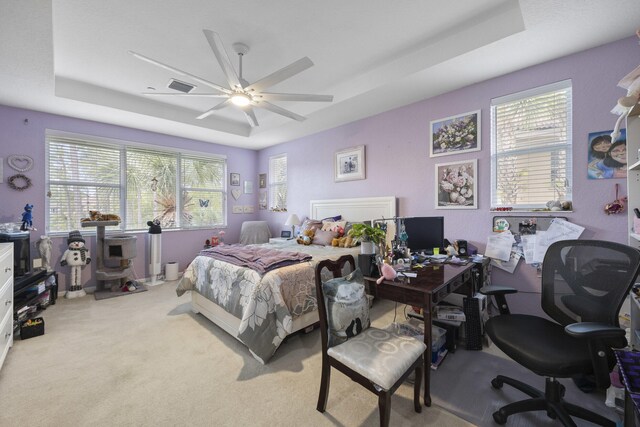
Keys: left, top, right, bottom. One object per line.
{"left": 435, "top": 159, "right": 478, "bottom": 209}
{"left": 244, "top": 180, "right": 253, "bottom": 194}
{"left": 335, "top": 145, "right": 365, "bottom": 182}
{"left": 259, "top": 191, "right": 267, "bottom": 210}
{"left": 230, "top": 173, "right": 240, "bottom": 186}
{"left": 259, "top": 173, "right": 267, "bottom": 188}
{"left": 430, "top": 110, "right": 481, "bottom": 157}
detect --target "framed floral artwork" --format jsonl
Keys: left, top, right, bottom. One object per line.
{"left": 430, "top": 110, "right": 481, "bottom": 157}
{"left": 335, "top": 145, "right": 365, "bottom": 182}
{"left": 435, "top": 159, "right": 477, "bottom": 209}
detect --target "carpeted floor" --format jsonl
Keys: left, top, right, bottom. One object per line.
{"left": 0, "top": 280, "right": 623, "bottom": 426}
{"left": 0, "top": 281, "right": 471, "bottom": 427}
{"left": 431, "top": 347, "right": 622, "bottom": 426}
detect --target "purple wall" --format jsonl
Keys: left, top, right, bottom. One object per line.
{"left": 0, "top": 105, "right": 258, "bottom": 291}
{"left": 258, "top": 36, "right": 638, "bottom": 315}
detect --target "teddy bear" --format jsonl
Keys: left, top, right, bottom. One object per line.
{"left": 331, "top": 235, "right": 355, "bottom": 248}
{"left": 296, "top": 228, "right": 315, "bottom": 245}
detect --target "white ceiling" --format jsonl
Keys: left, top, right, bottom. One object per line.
{"left": 1, "top": 0, "right": 639, "bottom": 150}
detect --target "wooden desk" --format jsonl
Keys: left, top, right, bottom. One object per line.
{"left": 364, "top": 262, "right": 474, "bottom": 406}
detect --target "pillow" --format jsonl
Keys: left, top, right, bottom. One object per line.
{"left": 321, "top": 220, "right": 347, "bottom": 235}
{"left": 321, "top": 215, "right": 342, "bottom": 222}
{"left": 313, "top": 229, "right": 338, "bottom": 246}
{"left": 299, "top": 218, "right": 323, "bottom": 235}
{"left": 323, "top": 268, "right": 370, "bottom": 347}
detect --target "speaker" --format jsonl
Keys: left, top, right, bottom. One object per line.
{"left": 456, "top": 240, "right": 468, "bottom": 256}
{"left": 358, "top": 254, "right": 379, "bottom": 278}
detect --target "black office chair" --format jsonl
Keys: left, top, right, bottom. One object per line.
{"left": 483, "top": 240, "right": 640, "bottom": 427}
{"left": 315, "top": 255, "right": 425, "bottom": 427}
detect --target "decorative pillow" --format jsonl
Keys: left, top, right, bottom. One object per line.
{"left": 323, "top": 268, "right": 370, "bottom": 347}
{"left": 299, "top": 218, "right": 323, "bottom": 235}
{"left": 321, "top": 215, "right": 342, "bottom": 222}
{"left": 321, "top": 220, "right": 347, "bottom": 235}
{"left": 313, "top": 229, "right": 338, "bottom": 246}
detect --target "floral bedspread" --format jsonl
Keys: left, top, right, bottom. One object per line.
{"left": 176, "top": 240, "right": 359, "bottom": 363}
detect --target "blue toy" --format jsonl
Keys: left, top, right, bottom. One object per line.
{"left": 20, "top": 204, "right": 34, "bottom": 231}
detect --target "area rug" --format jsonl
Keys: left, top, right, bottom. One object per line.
{"left": 430, "top": 348, "right": 621, "bottom": 427}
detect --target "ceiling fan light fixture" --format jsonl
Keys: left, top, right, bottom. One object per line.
{"left": 231, "top": 92, "right": 251, "bottom": 107}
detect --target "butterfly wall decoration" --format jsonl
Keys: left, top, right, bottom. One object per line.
{"left": 199, "top": 199, "right": 210, "bottom": 208}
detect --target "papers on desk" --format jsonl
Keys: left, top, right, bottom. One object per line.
{"left": 486, "top": 219, "right": 585, "bottom": 273}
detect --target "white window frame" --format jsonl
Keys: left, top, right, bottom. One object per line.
{"left": 268, "top": 153, "right": 287, "bottom": 211}
{"left": 490, "top": 80, "right": 573, "bottom": 210}
{"left": 45, "top": 130, "right": 227, "bottom": 235}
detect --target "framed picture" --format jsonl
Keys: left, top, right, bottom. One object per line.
{"left": 280, "top": 230, "right": 292, "bottom": 238}
{"left": 430, "top": 110, "right": 481, "bottom": 157}
{"left": 244, "top": 180, "right": 253, "bottom": 194}
{"left": 230, "top": 173, "right": 240, "bottom": 186}
{"left": 259, "top": 173, "right": 267, "bottom": 188}
{"left": 335, "top": 145, "right": 366, "bottom": 182}
{"left": 587, "top": 129, "right": 626, "bottom": 179}
{"left": 435, "top": 159, "right": 478, "bottom": 209}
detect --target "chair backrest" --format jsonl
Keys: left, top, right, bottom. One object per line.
{"left": 541, "top": 240, "right": 640, "bottom": 327}
{"left": 239, "top": 221, "right": 271, "bottom": 245}
{"left": 315, "top": 255, "right": 357, "bottom": 353}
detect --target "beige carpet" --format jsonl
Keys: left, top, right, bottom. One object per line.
{"left": 0, "top": 282, "right": 472, "bottom": 427}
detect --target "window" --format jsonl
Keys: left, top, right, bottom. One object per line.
{"left": 491, "top": 80, "right": 572, "bottom": 209}
{"left": 46, "top": 132, "right": 226, "bottom": 234}
{"left": 268, "top": 154, "right": 287, "bottom": 211}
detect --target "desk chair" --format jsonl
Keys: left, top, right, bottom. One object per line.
{"left": 483, "top": 240, "right": 640, "bottom": 426}
{"left": 315, "top": 255, "right": 426, "bottom": 427}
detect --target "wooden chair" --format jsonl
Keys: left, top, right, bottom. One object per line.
{"left": 314, "top": 255, "right": 426, "bottom": 427}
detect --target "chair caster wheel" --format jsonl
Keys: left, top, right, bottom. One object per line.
{"left": 493, "top": 410, "right": 507, "bottom": 425}
{"left": 491, "top": 378, "right": 504, "bottom": 389}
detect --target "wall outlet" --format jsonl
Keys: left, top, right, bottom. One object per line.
{"left": 33, "top": 258, "right": 42, "bottom": 268}
{"left": 243, "top": 205, "right": 255, "bottom": 213}
{"left": 232, "top": 205, "right": 243, "bottom": 214}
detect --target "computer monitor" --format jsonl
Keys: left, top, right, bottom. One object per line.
{"left": 401, "top": 216, "right": 445, "bottom": 255}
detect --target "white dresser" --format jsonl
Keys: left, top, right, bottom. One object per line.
{"left": 0, "top": 243, "right": 13, "bottom": 371}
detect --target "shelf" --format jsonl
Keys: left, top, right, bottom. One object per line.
{"left": 631, "top": 233, "right": 640, "bottom": 242}
{"left": 629, "top": 160, "right": 640, "bottom": 171}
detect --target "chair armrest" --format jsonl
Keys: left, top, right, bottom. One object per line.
{"left": 565, "top": 322, "right": 626, "bottom": 389}
{"left": 479, "top": 285, "right": 518, "bottom": 296}
{"left": 564, "top": 322, "right": 626, "bottom": 340}
{"left": 479, "top": 285, "right": 517, "bottom": 315}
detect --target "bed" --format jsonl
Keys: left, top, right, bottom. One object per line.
{"left": 176, "top": 196, "right": 396, "bottom": 363}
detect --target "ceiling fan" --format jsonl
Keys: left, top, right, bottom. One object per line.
{"left": 129, "top": 30, "right": 333, "bottom": 127}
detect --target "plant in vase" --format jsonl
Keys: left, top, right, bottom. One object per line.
{"left": 348, "top": 223, "right": 386, "bottom": 255}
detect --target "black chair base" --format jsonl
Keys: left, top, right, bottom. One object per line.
{"left": 491, "top": 375, "right": 616, "bottom": 427}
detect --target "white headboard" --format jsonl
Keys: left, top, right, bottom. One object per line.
{"left": 309, "top": 196, "right": 396, "bottom": 222}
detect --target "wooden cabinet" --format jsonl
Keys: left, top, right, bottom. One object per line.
{"left": 0, "top": 243, "right": 13, "bottom": 371}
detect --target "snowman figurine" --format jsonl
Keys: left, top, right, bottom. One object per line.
{"left": 61, "top": 230, "right": 91, "bottom": 298}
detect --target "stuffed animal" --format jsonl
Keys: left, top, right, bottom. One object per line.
{"left": 376, "top": 262, "right": 397, "bottom": 284}
{"left": 611, "top": 37, "right": 640, "bottom": 143}
{"left": 331, "top": 235, "right": 355, "bottom": 248}
{"left": 296, "top": 228, "right": 315, "bottom": 245}
{"left": 81, "top": 210, "right": 121, "bottom": 222}
{"left": 60, "top": 230, "right": 91, "bottom": 299}
{"left": 20, "top": 203, "right": 34, "bottom": 231}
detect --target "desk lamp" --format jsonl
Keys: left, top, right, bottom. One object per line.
{"left": 284, "top": 214, "right": 301, "bottom": 239}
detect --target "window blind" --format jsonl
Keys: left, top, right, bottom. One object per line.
{"left": 46, "top": 132, "right": 227, "bottom": 234}
{"left": 269, "top": 154, "right": 287, "bottom": 210}
{"left": 490, "top": 80, "right": 573, "bottom": 209}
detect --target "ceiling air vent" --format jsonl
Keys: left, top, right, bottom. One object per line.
{"left": 167, "top": 79, "right": 195, "bottom": 93}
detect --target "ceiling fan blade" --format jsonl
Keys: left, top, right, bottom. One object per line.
{"left": 129, "top": 51, "right": 231, "bottom": 95}
{"left": 243, "top": 107, "right": 259, "bottom": 127}
{"left": 202, "top": 30, "right": 242, "bottom": 90}
{"left": 246, "top": 57, "right": 313, "bottom": 93}
{"left": 259, "top": 92, "right": 333, "bottom": 102}
{"left": 255, "top": 101, "right": 306, "bottom": 121}
{"left": 196, "top": 99, "right": 232, "bottom": 120}
{"left": 142, "top": 92, "right": 229, "bottom": 98}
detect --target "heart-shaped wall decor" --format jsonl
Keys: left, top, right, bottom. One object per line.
{"left": 7, "top": 154, "right": 34, "bottom": 172}
{"left": 231, "top": 189, "right": 241, "bottom": 200}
